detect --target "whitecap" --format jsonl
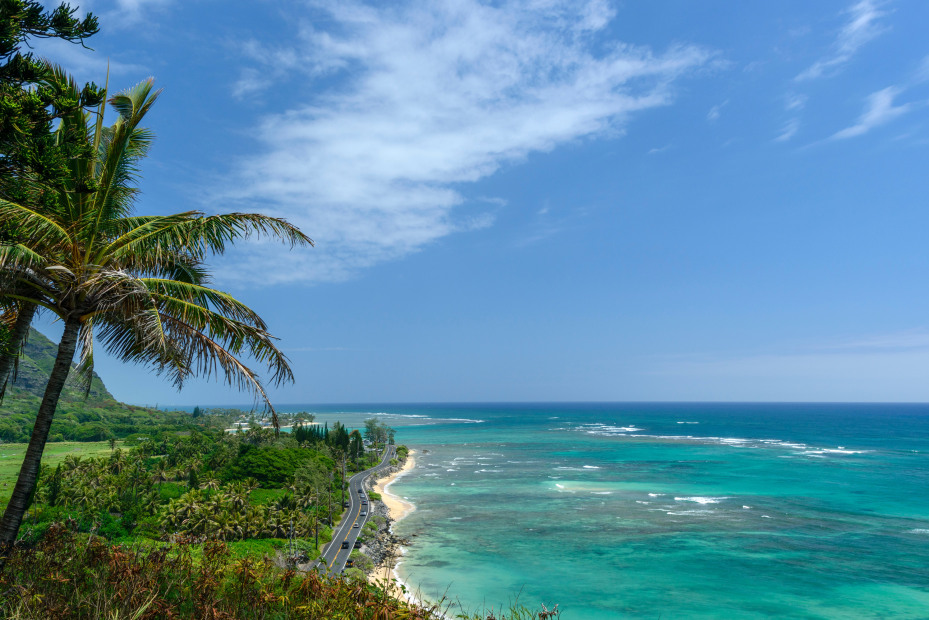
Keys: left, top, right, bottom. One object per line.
{"left": 909, "top": 529, "right": 929, "bottom": 534}
{"left": 648, "top": 493, "right": 664, "bottom": 497}
{"left": 582, "top": 465, "right": 601, "bottom": 469}
{"left": 591, "top": 491, "right": 613, "bottom": 495}
{"left": 742, "top": 505, "right": 751, "bottom": 509}
{"left": 674, "top": 496, "right": 727, "bottom": 504}
{"left": 555, "top": 484, "right": 565, "bottom": 489}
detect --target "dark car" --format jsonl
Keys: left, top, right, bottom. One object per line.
{"left": 353, "top": 540, "right": 362, "bottom": 549}
{"left": 345, "top": 559, "right": 354, "bottom": 568}
{"left": 341, "top": 540, "right": 350, "bottom": 549}
{"left": 343, "top": 501, "right": 350, "bottom": 508}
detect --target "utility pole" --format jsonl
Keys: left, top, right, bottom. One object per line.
{"left": 341, "top": 452, "right": 347, "bottom": 508}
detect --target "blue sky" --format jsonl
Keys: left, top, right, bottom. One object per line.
{"left": 31, "top": 0, "right": 929, "bottom": 404}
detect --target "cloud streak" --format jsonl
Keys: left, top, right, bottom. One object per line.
{"left": 796, "top": 0, "right": 887, "bottom": 82}
{"left": 831, "top": 86, "right": 910, "bottom": 139}
{"left": 219, "top": 0, "right": 712, "bottom": 284}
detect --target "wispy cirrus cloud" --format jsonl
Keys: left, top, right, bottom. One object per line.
{"left": 706, "top": 100, "right": 727, "bottom": 122}
{"left": 796, "top": 0, "right": 888, "bottom": 82}
{"left": 822, "top": 328, "right": 929, "bottom": 351}
{"left": 58, "top": 0, "right": 172, "bottom": 27}
{"left": 775, "top": 118, "right": 800, "bottom": 142}
{"left": 218, "top": 0, "right": 714, "bottom": 285}
{"left": 648, "top": 328, "right": 929, "bottom": 401}
{"left": 831, "top": 86, "right": 911, "bottom": 139}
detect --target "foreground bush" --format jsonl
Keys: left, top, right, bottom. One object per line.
{"left": 0, "top": 524, "right": 438, "bottom": 619}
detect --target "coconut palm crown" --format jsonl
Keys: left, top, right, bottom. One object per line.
{"left": 0, "top": 72, "right": 312, "bottom": 548}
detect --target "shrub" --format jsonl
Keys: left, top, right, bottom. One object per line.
{"left": 223, "top": 446, "right": 320, "bottom": 487}
{"left": 0, "top": 524, "right": 444, "bottom": 619}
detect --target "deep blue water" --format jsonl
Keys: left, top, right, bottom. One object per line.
{"left": 282, "top": 403, "right": 929, "bottom": 618}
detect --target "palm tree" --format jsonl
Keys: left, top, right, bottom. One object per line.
{"left": 0, "top": 73, "right": 312, "bottom": 551}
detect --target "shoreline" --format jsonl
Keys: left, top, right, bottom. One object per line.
{"left": 374, "top": 450, "right": 417, "bottom": 522}
{"left": 366, "top": 450, "right": 418, "bottom": 603}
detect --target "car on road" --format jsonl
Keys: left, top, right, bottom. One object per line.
{"left": 353, "top": 523, "right": 360, "bottom": 528}
{"left": 341, "top": 540, "right": 350, "bottom": 549}
{"left": 346, "top": 559, "right": 354, "bottom": 568}
{"left": 360, "top": 511, "right": 366, "bottom": 516}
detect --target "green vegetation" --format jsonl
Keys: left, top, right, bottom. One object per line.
{"left": 0, "top": 330, "right": 213, "bottom": 443}
{"left": 0, "top": 526, "right": 447, "bottom": 619}
{"left": 0, "top": 4, "right": 559, "bottom": 618}
{"left": 0, "top": 66, "right": 311, "bottom": 548}
{"left": 0, "top": 442, "right": 112, "bottom": 503}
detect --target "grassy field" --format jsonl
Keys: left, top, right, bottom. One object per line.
{"left": 0, "top": 441, "right": 114, "bottom": 506}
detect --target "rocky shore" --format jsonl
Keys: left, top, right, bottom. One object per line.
{"left": 361, "top": 450, "right": 418, "bottom": 598}
{"left": 362, "top": 492, "right": 410, "bottom": 570}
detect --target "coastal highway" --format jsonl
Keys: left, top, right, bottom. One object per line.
{"left": 317, "top": 444, "right": 396, "bottom": 574}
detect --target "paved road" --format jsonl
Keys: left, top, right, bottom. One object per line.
{"left": 315, "top": 445, "right": 396, "bottom": 574}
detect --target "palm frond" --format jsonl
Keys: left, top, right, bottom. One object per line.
{"left": 0, "top": 199, "right": 72, "bottom": 248}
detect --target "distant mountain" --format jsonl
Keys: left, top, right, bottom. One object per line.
{"left": 0, "top": 329, "right": 177, "bottom": 442}
{"left": 3, "top": 328, "right": 116, "bottom": 406}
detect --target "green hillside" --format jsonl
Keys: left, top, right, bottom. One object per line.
{"left": 0, "top": 329, "right": 193, "bottom": 442}
{"left": 3, "top": 328, "right": 116, "bottom": 406}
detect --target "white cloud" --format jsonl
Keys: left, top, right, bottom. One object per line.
{"left": 219, "top": 0, "right": 713, "bottom": 284}
{"left": 785, "top": 93, "right": 807, "bottom": 111}
{"left": 706, "top": 100, "right": 727, "bottom": 122}
{"left": 29, "top": 36, "right": 147, "bottom": 89}
{"left": 775, "top": 118, "right": 800, "bottom": 142}
{"left": 914, "top": 54, "right": 929, "bottom": 84}
{"left": 653, "top": 349, "right": 929, "bottom": 401}
{"left": 796, "top": 0, "right": 888, "bottom": 81}
{"left": 55, "top": 0, "right": 172, "bottom": 27}
{"left": 831, "top": 86, "right": 910, "bottom": 139}
{"left": 649, "top": 328, "right": 929, "bottom": 401}
{"left": 823, "top": 328, "right": 929, "bottom": 351}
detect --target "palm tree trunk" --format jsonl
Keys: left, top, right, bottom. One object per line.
{"left": 0, "top": 302, "right": 37, "bottom": 399}
{"left": 0, "top": 317, "right": 80, "bottom": 556}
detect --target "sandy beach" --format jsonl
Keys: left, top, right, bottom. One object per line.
{"left": 373, "top": 450, "right": 416, "bottom": 521}
{"left": 367, "top": 450, "right": 417, "bottom": 602}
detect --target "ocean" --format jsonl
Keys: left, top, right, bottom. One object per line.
{"left": 281, "top": 403, "right": 929, "bottom": 619}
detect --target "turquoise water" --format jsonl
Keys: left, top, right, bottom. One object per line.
{"left": 284, "top": 403, "right": 929, "bottom": 618}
